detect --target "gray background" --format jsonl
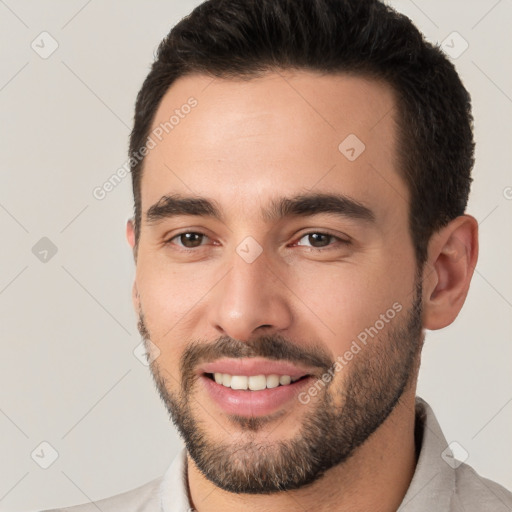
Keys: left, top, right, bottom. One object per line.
{"left": 0, "top": 1, "right": 511, "bottom": 510}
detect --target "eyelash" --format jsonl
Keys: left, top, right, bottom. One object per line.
{"left": 165, "top": 231, "right": 351, "bottom": 252}
{"left": 294, "top": 232, "right": 351, "bottom": 251}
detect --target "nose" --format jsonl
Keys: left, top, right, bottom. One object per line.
{"left": 207, "top": 247, "right": 293, "bottom": 342}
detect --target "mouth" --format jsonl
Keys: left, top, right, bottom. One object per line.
{"left": 204, "top": 372, "right": 310, "bottom": 390}
{"left": 197, "top": 358, "right": 318, "bottom": 417}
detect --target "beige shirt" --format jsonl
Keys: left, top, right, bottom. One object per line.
{"left": 43, "top": 397, "right": 512, "bottom": 511}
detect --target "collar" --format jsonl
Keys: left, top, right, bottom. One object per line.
{"left": 398, "top": 397, "right": 455, "bottom": 511}
{"left": 159, "top": 443, "right": 191, "bottom": 512}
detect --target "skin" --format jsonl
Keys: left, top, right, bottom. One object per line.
{"left": 126, "top": 70, "right": 478, "bottom": 511}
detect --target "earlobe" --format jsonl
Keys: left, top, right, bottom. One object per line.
{"left": 127, "top": 218, "right": 140, "bottom": 313}
{"left": 126, "top": 217, "right": 138, "bottom": 262}
{"left": 126, "top": 217, "right": 136, "bottom": 248}
{"left": 422, "top": 215, "right": 479, "bottom": 330}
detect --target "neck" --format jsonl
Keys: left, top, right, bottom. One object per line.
{"left": 187, "top": 390, "right": 418, "bottom": 512}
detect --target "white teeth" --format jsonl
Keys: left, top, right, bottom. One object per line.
{"left": 248, "top": 375, "right": 267, "bottom": 391}
{"left": 266, "top": 374, "right": 280, "bottom": 389}
{"left": 230, "top": 375, "right": 248, "bottom": 390}
{"left": 212, "top": 373, "right": 302, "bottom": 390}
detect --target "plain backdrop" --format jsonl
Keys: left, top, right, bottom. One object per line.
{"left": 0, "top": 1, "right": 511, "bottom": 510}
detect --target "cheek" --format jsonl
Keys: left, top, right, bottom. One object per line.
{"left": 135, "top": 256, "right": 219, "bottom": 346}
{"left": 289, "top": 259, "right": 413, "bottom": 356}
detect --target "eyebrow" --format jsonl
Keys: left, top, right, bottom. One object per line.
{"left": 145, "top": 192, "right": 375, "bottom": 225}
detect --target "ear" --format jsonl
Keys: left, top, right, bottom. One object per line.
{"left": 126, "top": 218, "right": 140, "bottom": 313}
{"left": 422, "top": 215, "right": 479, "bottom": 330}
{"left": 126, "top": 217, "right": 137, "bottom": 261}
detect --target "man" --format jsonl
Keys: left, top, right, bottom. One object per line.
{"left": 43, "top": 0, "right": 512, "bottom": 510}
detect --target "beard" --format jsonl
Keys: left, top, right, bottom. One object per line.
{"left": 137, "top": 279, "right": 424, "bottom": 494}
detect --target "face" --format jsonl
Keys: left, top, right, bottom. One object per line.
{"left": 128, "top": 71, "right": 424, "bottom": 493}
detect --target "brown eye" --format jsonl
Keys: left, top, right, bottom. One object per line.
{"left": 308, "top": 233, "right": 331, "bottom": 247}
{"left": 297, "top": 232, "right": 337, "bottom": 248}
{"left": 171, "top": 232, "right": 208, "bottom": 248}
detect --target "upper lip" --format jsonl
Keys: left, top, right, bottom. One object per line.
{"left": 198, "top": 357, "right": 317, "bottom": 379}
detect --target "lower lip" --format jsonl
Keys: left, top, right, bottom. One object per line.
{"left": 199, "top": 374, "right": 314, "bottom": 417}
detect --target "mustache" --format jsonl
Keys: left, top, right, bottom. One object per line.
{"left": 180, "top": 334, "right": 334, "bottom": 392}
{"left": 137, "top": 310, "right": 334, "bottom": 391}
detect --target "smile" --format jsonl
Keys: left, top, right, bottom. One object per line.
{"left": 206, "top": 372, "right": 305, "bottom": 390}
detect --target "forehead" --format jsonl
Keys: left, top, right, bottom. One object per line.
{"left": 140, "top": 70, "right": 407, "bottom": 224}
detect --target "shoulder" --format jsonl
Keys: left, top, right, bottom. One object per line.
{"left": 403, "top": 398, "right": 512, "bottom": 512}
{"left": 452, "top": 462, "right": 512, "bottom": 511}
{"left": 40, "top": 476, "right": 163, "bottom": 512}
